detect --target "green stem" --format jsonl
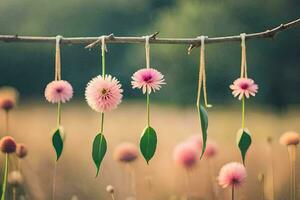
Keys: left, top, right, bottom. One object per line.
{"left": 146, "top": 91, "right": 150, "bottom": 127}
{"left": 100, "top": 38, "right": 106, "bottom": 134}
{"left": 100, "top": 113, "right": 104, "bottom": 133}
{"left": 242, "top": 96, "right": 245, "bottom": 129}
{"left": 1, "top": 154, "right": 9, "bottom": 200}
{"left": 57, "top": 102, "right": 61, "bottom": 128}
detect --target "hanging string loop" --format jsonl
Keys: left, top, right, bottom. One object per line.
{"left": 55, "top": 35, "right": 63, "bottom": 81}
{"left": 240, "top": 33, "right": 248, "bottom": 78}
{"left": 100, "top": 36, "right": 108, "bottom": 54}
{"left": 99, "top": 36, "right": 108, "bottom": 77}
{"left": 196, "top": 36, "right": 211, "bottom": 108}
{"left": 143, "top": 36, "right": 151, "bottom": 69}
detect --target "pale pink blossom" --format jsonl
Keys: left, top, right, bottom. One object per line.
{"left": 85, "top": 75, "right": 123, "bottom": 113}
{"left": 44, "top": 80, "right": 73, "bottom": 103}
{"left": 218, "top": 162, "right": 247, "bottom": 188}
{"left": 279, "top": 131, "right": 300, "bottom": 146}
{"left": 186, "top": 134, "right": 203, "bottom": 152}
{"left": 131, "top": 68, "right": 165, "bottom": 94}
{"left": 230, "top": 78, "right": 258, "bottom": 100}
{"left": 173, "top": 142, "right": 198, "bottom": 169}
{"left": 114, "top": 142, "right": 138, "bottom": 163}
{"left": 204, "top": 141, "right": 218, "bottom": 158}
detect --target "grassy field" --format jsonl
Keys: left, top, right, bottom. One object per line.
{"left": 3, "top": 101, "right": 300, "bottom": 200}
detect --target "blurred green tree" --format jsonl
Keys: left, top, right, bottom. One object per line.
{"left": 0, "top": 0, "right": 299, "bottom": 108}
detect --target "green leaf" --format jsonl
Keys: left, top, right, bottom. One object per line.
{"left": 52, "top": 128, "right": 64, "bottom": 161}
{"left": 237, "top": 128, "right": 252, "bottom": 165}
{"left": 92, "top": 133, "right": 107, "bottom": 177}
{"left": 198, "top": 105, "right": 208, "bottom": 159}
{"left": 140, "top": 126, "right": 157, "bottom": 164}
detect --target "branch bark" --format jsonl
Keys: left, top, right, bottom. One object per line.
{"left": 0, "top": 18, "right": 299, "bottom": 52}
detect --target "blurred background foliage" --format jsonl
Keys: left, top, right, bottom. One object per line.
{"left": 0, "top": 0, "right": 299, "bottom": 109}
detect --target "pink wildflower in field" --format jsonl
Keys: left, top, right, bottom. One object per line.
{"left": 279, "top": 131, "right": 300, "bottom": 146}
{"left": 0, "top": 86, "right": 19, "bottom": 111}
{"left": 114, "top": 142, "right": 138, "bottom": 163}
{"left": 173, "top": 142, "right": 198, "bottom": 169}
{"left": 218, "top": 162, "right": 247, "bottom": 188}
{"left": 230, "top": 78, "right": 258, "bottom": 100}
{"left": 44, "top": 80, "right": 73, "bottom": 103}
{"left": 16, "top": 143, "right": 28, "bottom": 159}
{"left": 8, "top": 170, "right": 23, "bottom": 187}
{"left": 0, "top": 136, "right": 17, "bottom": 154}
{"left": 186, "top": 134, "right": 203, "bottom": 151}
{"left": 131, "top": 68, "right": 165, "bottom": 94}
{"left": 85, "top": 75, "right": 123, "bottom": 113}
{"left": 204, "top": 141, "right": 218, "bottom": 158}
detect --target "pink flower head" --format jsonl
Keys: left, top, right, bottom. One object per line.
{"left": 0, "top": 86, "right": 19, "bottom": 111}
{"left": 0, "top": 136, "right": 17, "bottom": 154}
{"left": 16, "top": 143, "right": 28, "bottom": 159}
{"left": 218, "top": 162, "right": 247, "bottom": 188}
{"left": 45, "top": 80, "right": 73, "bottom": 103}
{"left": 173, "top": 142, "right": 198, "bottom": 169}
{"left": 204, "top": 141, "right": 218, "bottom": 158}
{"left": 230, "top": 78, "right": 258, "bottom": 100}
{"left": 279, "top": 131, "right": 300, "bottom": 146}
{"left": 131, "top": 68, "right": 165, "bottom": 94}
{"left": 85, "top": 75, "right": 123, "bottom": 113}
{"left": 114, "top": 142, "right": 138, "bottom": 163}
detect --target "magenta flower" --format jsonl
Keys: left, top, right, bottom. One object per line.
{"left": 204, "top": 140, "right": 218, "bottom": 158}
{"left": 85, "top": 75, "right": 123, "bottom": 113}
{"left": 230, "top": 78, "right": 258, "bottom": 100}
{"left": 45, "top": 80, "right": 73, "bottom": 103}
{"left": 114, "top": 142, "right": 139, "bottom": 163}
{"left": 173, "top": 142, "right": 198, "bottom": 169}
{"left": 131, "top": 68, "right": 165, "bottom": 94}
{"left": 218, "top": 162, "right": 247, "bottom": 188}
{"left": 0, "top": 136, "right": 17, "bottom": 154}
{"left": 279, "top": 131, "right": 300, "bottom": 146}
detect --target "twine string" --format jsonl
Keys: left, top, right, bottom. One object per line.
{"left": 145, "top": 36, "right": 150, "bottom": 69}
{"left": 55, "top": 35, "right": 62, "bottom": 81}
{"left": 240, "top": 33, "right": 248, "bottom": 78}
{"left": 196, "top": 36, "right": 211, "bottom": 108}
{"left": 100, "top": 36, "right": 108, "bottom": 76}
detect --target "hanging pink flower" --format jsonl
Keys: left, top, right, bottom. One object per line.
{"left": 114, "top": 142, "right": 139, "bottom": 163}
{"left": 85, "top": 75, "right": 123, "bottom": 113}
{"left": 131, "top": 68, "right": 165, "bottom": 94}
{"left": 218, "top": 162, "right": 247, "bottom": 188}
{"left": 45, "top": 80, "right": 73, "bottom": 103}
{"left": 230, "top": 78, "right": 258, "bottom": 100}
{"left": 173, "top": 142, "right": 198, "bottom": 169}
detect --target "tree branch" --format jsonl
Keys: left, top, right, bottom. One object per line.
{"left": 0, "top": 18, "right": 299, "bottom": 53}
